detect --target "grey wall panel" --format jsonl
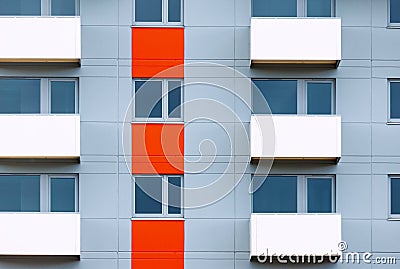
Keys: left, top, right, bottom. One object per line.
{"left": 342, "top": 123, "right": 372, "bottom": 156}
{"left": 373, "top": 28, "right": 400, "bottom": 60}
{"left": 337, "top": 0, "right": 372, "bottom": 27}
{"left": 371, "top": 0, "right": 389, "bottom": 27}
{"left": 235, "top": 0, "right": 251, "bottom": 26}
{"left": 118, "top": 219, "right": 132, "bottom": 251}
{"left": 372, "top": 124, "right": 400, "bottom": 156}
{"left": 372, "top": 175, "right": 389, "bottom": 220}
{"left": 342, "top": 220, "right": 372, "bottom": 253}
{"left": 81, "top": 26, "right": 119, "bottom": 59}
{"left": 80, "top": 174, "right": 118, "bottom": 219}
{"left": 235, "top": 27, "right": 250, "bottom": 60}
{"left": 342, "top": 27, "right": 372, "bottom": 60}
{"left": 372, "top": 220, "right": 400, "bottom": 252}
{"left": 118, "top": 174, "right": 133, "bottom": 218}
{"left": 81, "top": 219, "right": 118, "bottom": 251}
{"left": 184, "top": 0, "right": 234, "bottom": 26}
{"left": 81, "top": 0, "right": 118, "bottom": 26}
{"left": 81, "top": 122, "right": 118, "bottom": 156}
{"left": 372, "top": 78, "right": 389, "bottom": 123}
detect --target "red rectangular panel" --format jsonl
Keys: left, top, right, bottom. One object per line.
{"left": 132, "top": 123, "right": 184, "bottom": 174}
{"left": 132, "top": 27, "right": 184, "bottom": 78}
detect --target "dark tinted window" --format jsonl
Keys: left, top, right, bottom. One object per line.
{"left": 390, "top": 0, "right": 400, "bottom": 23}
{"left": 168, "top": 176, "right": 181, "bottom": 214}
{"left": 135, "top": 81, "right": 162, "bottom": 118}
{"left": 0, "top": 175, "right": 40, "bottom": 212}
{"left": 307, "top": 0, "right": 332, "bottom": 17}
{"left": 135, "top": 177, "right": 162, "bottom": 214}
{"left": 307, "top": 82, "right": 332, "bottom": 115}
{"left": 51, "top": 0, "right": 76, "bottom": 16}
{"left": 390, "top": 82, "right": 400, "bottom": 119}
{"left": 253, "top": 176, "right": 297, "bottom": 213}
{"left": 391, "top": 178, "right": 400, "bottom": 215}
{"left": 0, "top": 79, "right": 40, "bottom": 114}
{"left": 168, "top": 81, "right": 182, "bottom": 118}
{"left": 252, "top": 0, "right": 297, "bottom": 17}
{"left": 135, "top": 0, "right": 162, "bottom": 22}
{"left": 168, "top": 0, "right": 181, "bottom": 22}
{"left": 253, "top": 80, "right": 297, "bottom": 114}
{"left": 51, "top": 81, "right": 76, "bottom": 114}
{"left": 51, "top": 177, "right": 76, "bottom": 212}
{"left": 307, "top": 178, "right": 333, "bottom": 213}
{"left": 0, "top": 0, "right": 41, "bottom": 15}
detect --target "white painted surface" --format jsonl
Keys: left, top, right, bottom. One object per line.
{"left": 251, "top": 18, "right": 341, "bottom": 63}
{"left": 0, "top": 115, "right": 80, "bottom": 158}
{"left": 0, "top": 213, "right": 80, "bottom": 256}
{"left": 251, "top": 115, "right": 341, "bottom": 159}
{"left": 0, "top": 17, "right": 81, "bottom": 61}
{"left": 250, "top": 214, "right": 341, "bottom": 257}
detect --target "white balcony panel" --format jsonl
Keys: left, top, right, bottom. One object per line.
{"left": 0, "top": 115, "right": 80, "bottom": 159}
{"left": 251, "top": 115, "right": 341, "bottom": 160}
{"left": 0, "top": 17, "right": 80, "bottom": 62}
{"left": 251, "top": 18, "right": 341, "bottom": 65}
{"left": 250, "top": 214, "right": 341, "bottom": 257}
{"left": 0, "top": 213, "right": 80, "bottom": 256}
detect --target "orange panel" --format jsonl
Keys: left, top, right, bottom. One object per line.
{"left": 132, "top": 27, "right": 184, "bottom": 78}
{"left": 132, "top": 220, "right": 184, "bottom": 269}
{"left": 132, "top": 123, "right": 184, "bottom": 174}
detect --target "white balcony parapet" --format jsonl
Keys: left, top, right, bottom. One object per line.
{"left": 0, "top": 213, "right": 80, "bottom": 256}
{"left": 250, "top": 214, "right": 342, "bottom": 258}
{"left": 251, "top": 18, "right": 341, "bottom": 66}
{"left": 0, "top": 17, "right": 81, "bottom": 63}
{"left": 0, "top": 115, "right": 80, "bottom": 159}
{"left": 251, "top": 115, "right": 341, "bottom": 161}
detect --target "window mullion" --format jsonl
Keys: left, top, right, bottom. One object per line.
{"left": 40, "top": 175, "right": 49, "bottom": 212}
{"left": 163, "top": 175, "right": 168, "bottom": 216}
{"left": 163, "top": 0, "right": 168, "bottom": 24}
{"left": 163, "top": 80, "right": 168, "bottom": 120}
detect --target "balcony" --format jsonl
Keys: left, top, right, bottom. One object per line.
{"left": 0, "top": 115, "right": 80, "bottom": 159}
{"left": 250, "top": 214, "right": 341, "bottom": 258}
{"left": 0, "top": 213, "right": 80, "bottom": 256}
{"left": 250, "top": 115, "right": 341, "bottom": 161}
{"left": 0, "top": 17, "right": 80, "bottom": 63}
{"left": 250, "top": 18, "right": 341, "bottom": 66}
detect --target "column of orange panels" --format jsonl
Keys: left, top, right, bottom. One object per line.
{"left": 131, "top": 26, "right": 185, "bottom": 269}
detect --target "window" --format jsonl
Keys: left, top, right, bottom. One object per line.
{"left": 389, "top": 81, "right": 400, "bottom": 121}
{"left": 0, "top": 78, "right": 78, "bottom": 114}
{"left": 134, "top": 0, "right": 182, "bottom": 25}
{"left": 390, "top": 177, "right": 400, "bottom": 217}
{"left": 134, "top": 79, "right": 182, "bottom": 120}
{"left": 0, "top": 0, "right": 78, "bottom": 16}
{"left": 252, "top": 0, "right": 334, "bottom": 17}
{"left": 0, "top": 175, "right": 78, "bottom": 212}
{"left": 390, "top": 0, "right": 400, "bottom": 25}
{"left": 252, "top": 175, "right": 335, "bottom": 213}
{"left": 252, "top": 79, "right": 335, "bottom": 115}
{"left": 134, "top": 175, "right": 182, "bottom": 217}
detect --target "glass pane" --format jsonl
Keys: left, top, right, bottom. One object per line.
{"left": 252, "top": 0, "right": 297, "bottom": 17}
{"left": 307, "top": 82, "right": 332, "bottom": 115}
{"left": 307, "top": 0, "right": 332, "bottom": 17}
{"left": 135, "top": 177, "right": 162, "bottom": 214}
{"left": 135, "top": 0, "right": 162, "bottom": 22}
{"left": 391, "top": 178, "right": 400, "bottom": 215}
{"left": 51, "top": 0, "right": 76, "bottom": 16}
{"left": 253, "top": 176, "right": 297, "bottom": 213}
{"left": 0, "top": 79, "right": 40, "bottom": 114}
{"left": 390, "top": 82, "right": 400, "bottom": 119}
{"left": 0, "top": 0, "right": 41, "bottom": 15}
{"left": 168, "top": 176, "right": 181, "bottom": 214}
{"left": 135, "top": 81, "right": 163, "bottom": 118}
{"left": 168, "top": 81, "right": 181, "bottom": 118}
{"left": 307, "top": 178, "right": 333, "bottom": 213}
{"left": 168, "top": 0, "right": 181, "bottom": 22}
{"left": 51, "top": 177, "right": 76, "bottom": 212}
{"left": 51, "top": 81, "right": 76, "bottom": 114}
{"left": 391, "top": 0, "right": 400, "bottom": 23}
{"left": 0, "top": 175, "right": 40, "bottom": 212}
{"left": 253, "top": 80, "right": 297, "bottom": 114}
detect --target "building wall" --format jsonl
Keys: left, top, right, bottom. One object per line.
{"left": 0, "top": 0, "right": 399, "bottom": 268}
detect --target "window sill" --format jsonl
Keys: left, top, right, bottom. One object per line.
{"left": 131, "top": 217, "right": 185, "bottom": 221}
{"left": 387, "top": 217, "right": 400, "bottom": 221}
{"left": 387, "top": 121, "right": 400, "bottom": 125}
{"left": 131, "top": 24, "right": 183, "bottom": 28}
{"left": 387, "top": 24, "right": 400, "bottom": 29}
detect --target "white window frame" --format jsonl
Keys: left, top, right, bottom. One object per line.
{"left": 251, "top": 175, "right": 336, "bottom": 213}
{"left": 0, "top": 77, "right": 78, "bottom": 115}
{"left": 133, "top": 0, "right": 183, "bottom": 26}
{"left": 0, "top": 0, "right": 79, "bottom": 16}
{"left": 0, "top": 174, "right": 79, "bottom": 213}
{"left": 251, "top": 0, "right": 335, "bottom": 17}
{"left": 252, "top": 79, "right": 336, "bottom": 115}
{"left": 133, "top": 175, "right": 183, "bottom": 218}
{"left": 389, "top": 176, "right": 400, "bottom": 219}
{"left": 388, "top": 79, "right": 400, "bottom": 123}
{"left": 388, "top": 0, "right": 400, "bottom": 28}
{"left": 133, "top": 79, "right": 183, "bottom": 122}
